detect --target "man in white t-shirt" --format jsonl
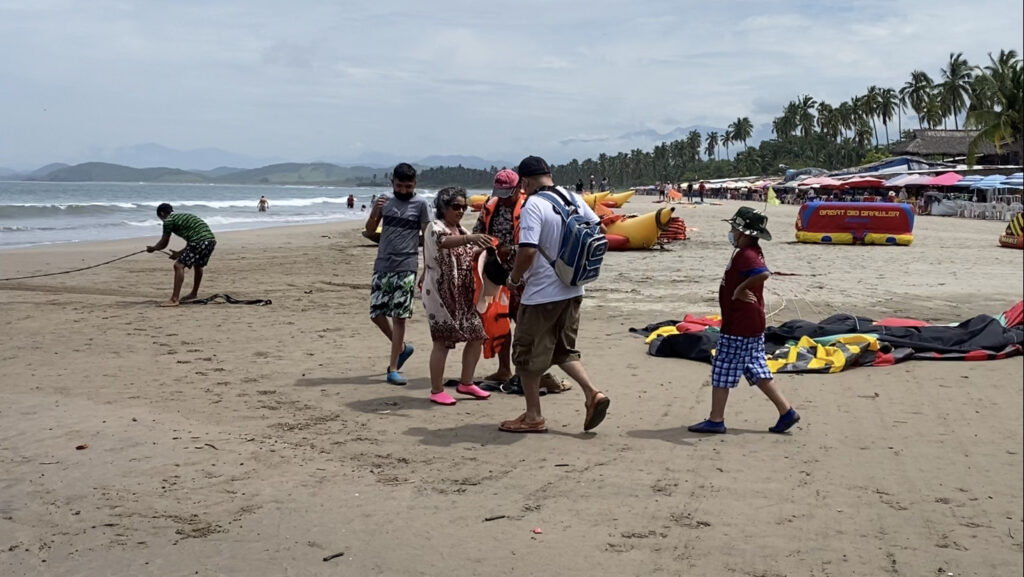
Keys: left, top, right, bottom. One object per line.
{"left": 500, "top": 155, "right": 611, "bottom": 434}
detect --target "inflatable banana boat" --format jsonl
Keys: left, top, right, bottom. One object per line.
{"left": 469, "top": 193, "right": 489, "bottom": 212}
{"left": 605, "top": 206, "right": 675, "bottom": 249}
{"left": 999, "top": 213, "right": 1023, "bottom": 249}
{"left": 600, "top": 190, "right": 635, "bottom": 208}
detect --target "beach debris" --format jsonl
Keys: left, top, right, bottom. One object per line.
{"left": 322, "top": 552, "right": 345, "bottom": 562}
{"left": 75, "top": 444, "right": 89, "bottom": 450}
{"left": 532, "top": 528, "right": 543, "bottom": 534}
{"left": 483, "top": 515, "right": 506, "bottom": 522}
{"left": 554, "top": 463, "right": 570, "bottom": 467}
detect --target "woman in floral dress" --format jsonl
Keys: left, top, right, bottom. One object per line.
{"left": 421, "top": 187, "right": 495, "bottom": 405}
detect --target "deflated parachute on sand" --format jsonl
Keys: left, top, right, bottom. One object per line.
{"left": 629, "top": 301, "right": 1024, "bottom": 373}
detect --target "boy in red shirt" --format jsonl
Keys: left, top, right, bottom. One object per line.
{"left": 688, "top": 207, "right": 800, "bottom": 434}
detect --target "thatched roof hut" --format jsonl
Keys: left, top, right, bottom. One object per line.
{"left": 892, "top": 130, "right": 1001, "bottom": 156}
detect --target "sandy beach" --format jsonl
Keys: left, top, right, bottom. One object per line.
{"left": 1, "top": 197, "right": 1021, "bottom": 576}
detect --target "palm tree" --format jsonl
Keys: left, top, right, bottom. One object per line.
{"left": 705, "top": 131, "right": 719, "bottom": 161}
{"left": 835, "top": 101, "right": 854, "bottom": 139}
{"left": 937, "top": 51, "right": 973, "bottom": 130}
{"left": 728, "top": 117, "right": 754, "bottom": 151}
{"left": 923, "top": 90, "right": 944, "bottom": 129}
{"left": 816, "top": 102, "right": 840, "bottom": 141}
{"left": 878, "top": 87, "right": 899, "bottom": 146}
{"left": 796, "top": 94, "right": 817, "bottom": 138}
{"left": 685, "top": 130, "right": 703, "bottom": 163}
{"left": 722, "top": 129, "right": 733, "bottom": 161}
{"left": 904, "top": 70, "right": 934, "bottom": 128}
{"left": 966, "top": 55, "right": 1023, "bottom": 164}
{"left": 864, "top": 86, "right": 882, "bottom": 146}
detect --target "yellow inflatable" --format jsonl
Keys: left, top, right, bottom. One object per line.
{"left": 794, "top": 231, "right": 913, "bottom": 245}
{"left": 605, "top": 206, "right": 675, "bottom": 249}
{"left": 794, "top": 231, "right": 855, "bottom": 244}
{"left": 468, "top": 193, "right": 489, "bottom": 211}
{"left": 581, "top": 191, "right": 612, "bottom": 209}
{"left": 863, "top": 233, "right": 914, "bottom": 246}
{"left": 602, "top": 190, "right": 635, "bottom": 208}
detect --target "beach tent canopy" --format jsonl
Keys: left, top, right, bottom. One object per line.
{"left": 884, "top": 174, "right": 931, "bottom": 187}
{"left": 839, "top": 177, "right": 886, "bottom": 189}
{"left": 800, "top": 176, "right": 843, "bottom": 188}
{"left": 952, "top": 175, "right": 985, "bottom": 187}
{"left": 924, "top": 172, "right": 963, "bottom": 187}
{"left": 970, "top": 174, "right": 1008, "bottom": 189}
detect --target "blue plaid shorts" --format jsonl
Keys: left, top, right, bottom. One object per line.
{"left": 711, "top": 334, "right": 773, "bottom": 388}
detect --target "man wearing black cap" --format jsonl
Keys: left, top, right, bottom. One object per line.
{"left": 499, "top": 156, "right": 610, "bottom": 433}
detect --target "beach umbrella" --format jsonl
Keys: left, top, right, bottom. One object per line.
{"left": 884, "top": 174, "right": 930, "bottom": 187}
{"left": 952, "top": 175, "right": 984, "bottom": 188}
{"left": 923, "top": 172, "right": 963, "bottom": 187}
{"left": 970, "top": 174, "right": 1008, "bottom": 189}
{"left": 838, "top": 177, "right": 885, "bottom": 189}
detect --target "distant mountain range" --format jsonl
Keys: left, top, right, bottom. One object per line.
{"left": 0, "top": 124, "right": 775, "bottom": 181}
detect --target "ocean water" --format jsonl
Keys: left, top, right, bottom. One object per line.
{"left": 0, "top": 181, "right": 471, "bottom": 249}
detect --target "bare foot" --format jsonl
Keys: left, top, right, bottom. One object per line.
{"left": 181, "top": 293, "right": 198, "bottom": 302}
{"left": 158, "top": 300, "right": 180, "bottom": 307}
{"left": 484, "top": 372, "right": 514, "bottom": 382}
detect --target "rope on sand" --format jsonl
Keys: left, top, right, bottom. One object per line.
{"left": 0, "top": 249, "right": 165, "bottom": 282}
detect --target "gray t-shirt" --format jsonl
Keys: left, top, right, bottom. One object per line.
{"left": 373, "top": 194, "right": 431, "bottom": 273}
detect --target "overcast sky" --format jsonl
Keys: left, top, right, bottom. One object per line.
{"left": 1, "top": 0, "right": 1022, "bottom": 168}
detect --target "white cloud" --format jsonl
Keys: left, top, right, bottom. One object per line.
{"left": 0, "top": 0, "right": 1021, "bottom": 167}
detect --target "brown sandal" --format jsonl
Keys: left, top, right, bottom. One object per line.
{"left": 499, "top": 414, "right": 548, "bottom": 433}
{"left": 584, "top": 393, "right": 610, "bottom": 431}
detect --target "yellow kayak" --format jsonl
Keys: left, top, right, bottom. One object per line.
{"left": 605, "top": 206, "right": 675, "bottom": 249}
{"left": 601, "top": 190, "right": 635, "bottom": 208}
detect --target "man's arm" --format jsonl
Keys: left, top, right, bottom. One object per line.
{"left": 147, "top": 233, "right": 172, "bottom": 253}
{"left": 365, "top": 197, "right": 386, "bottom": 233}
{"left": 508, "top": 246, "right": 537, "bottom": 286}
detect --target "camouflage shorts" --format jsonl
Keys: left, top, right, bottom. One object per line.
{"left": 370, "top": 271, "right": 416, "bottom": 319}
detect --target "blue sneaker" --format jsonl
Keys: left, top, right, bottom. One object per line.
{"left": 386, "top": 370, "right": 407, "bottom": 386}
{"left": 769, "top": 408, "right": 800, "bottom": 433}
{"left": 397, "top": 343, "right": 414, "bottom": 370}
{"left": 687, "top": 419, "right": 727, "bottom": 434}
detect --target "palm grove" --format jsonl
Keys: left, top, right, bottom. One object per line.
{"left": 418, "top": 50, "right": 1022, "bottom": 189}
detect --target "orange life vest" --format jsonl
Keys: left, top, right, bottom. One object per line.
{"left": 479, "top": 194, "right": 525, "bottom": 244}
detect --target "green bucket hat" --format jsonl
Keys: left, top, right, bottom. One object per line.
{"left": 724, "top": 206, "right": 772, "bottom": 241}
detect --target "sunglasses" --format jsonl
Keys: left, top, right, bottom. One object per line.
{"left": 449, "top": 203, "right": 467, "bottom": 211}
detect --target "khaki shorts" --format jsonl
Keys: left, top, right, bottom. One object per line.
{"left": 512, "top": 297, "right": 583, "bottom": 377}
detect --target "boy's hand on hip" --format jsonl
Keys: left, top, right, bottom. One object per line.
{"left": 733, "top": 288, "right": 756, "bottom": 303}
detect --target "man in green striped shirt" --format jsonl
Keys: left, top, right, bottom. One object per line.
{"left": 146, "top": 203, "right": 217, "bottom": 307}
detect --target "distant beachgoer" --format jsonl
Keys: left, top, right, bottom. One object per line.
{"left": 361, "top": 204, "right": 367, "bottom": 212}
{"left": 347, "top": 194, "right": 356, "bottom": 209}
{"left": 658, "top": 182, "right": 666, "bottom": 201}
{"left": 145, "top": 203, "right": 216, "bottom": 307}
{"left": 688, "top": 207, "right": 799, "bottom": 435}
{"left": 698, "top": 181, "right": 706, "bottom": 203}
{"left": 687, "top": 182, "right": 694, "bottom": 203}
{"left": 589, "top": 175, "right": 596, "bottom": 193}
{"left": 257, "top": 196, "right": 269, "bottom": 212}
{"left": 575, "top": 179, "right": 584, "bottom": 193}
{"left": 364, "top": 163, "right": 431, "bottom": 385}
{"left": 599, "top": 176, "right": 609, "bottom": 192}
{"left": 421, "top": 187, "right": 494, "bottom": 405}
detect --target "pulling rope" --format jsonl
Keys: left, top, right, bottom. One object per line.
{"left": 0, "top": 249, "right": 165, "bottom": 282}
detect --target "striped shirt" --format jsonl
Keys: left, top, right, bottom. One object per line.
{"left": 163, "top": 213, "right": 216, "bottom": 244}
